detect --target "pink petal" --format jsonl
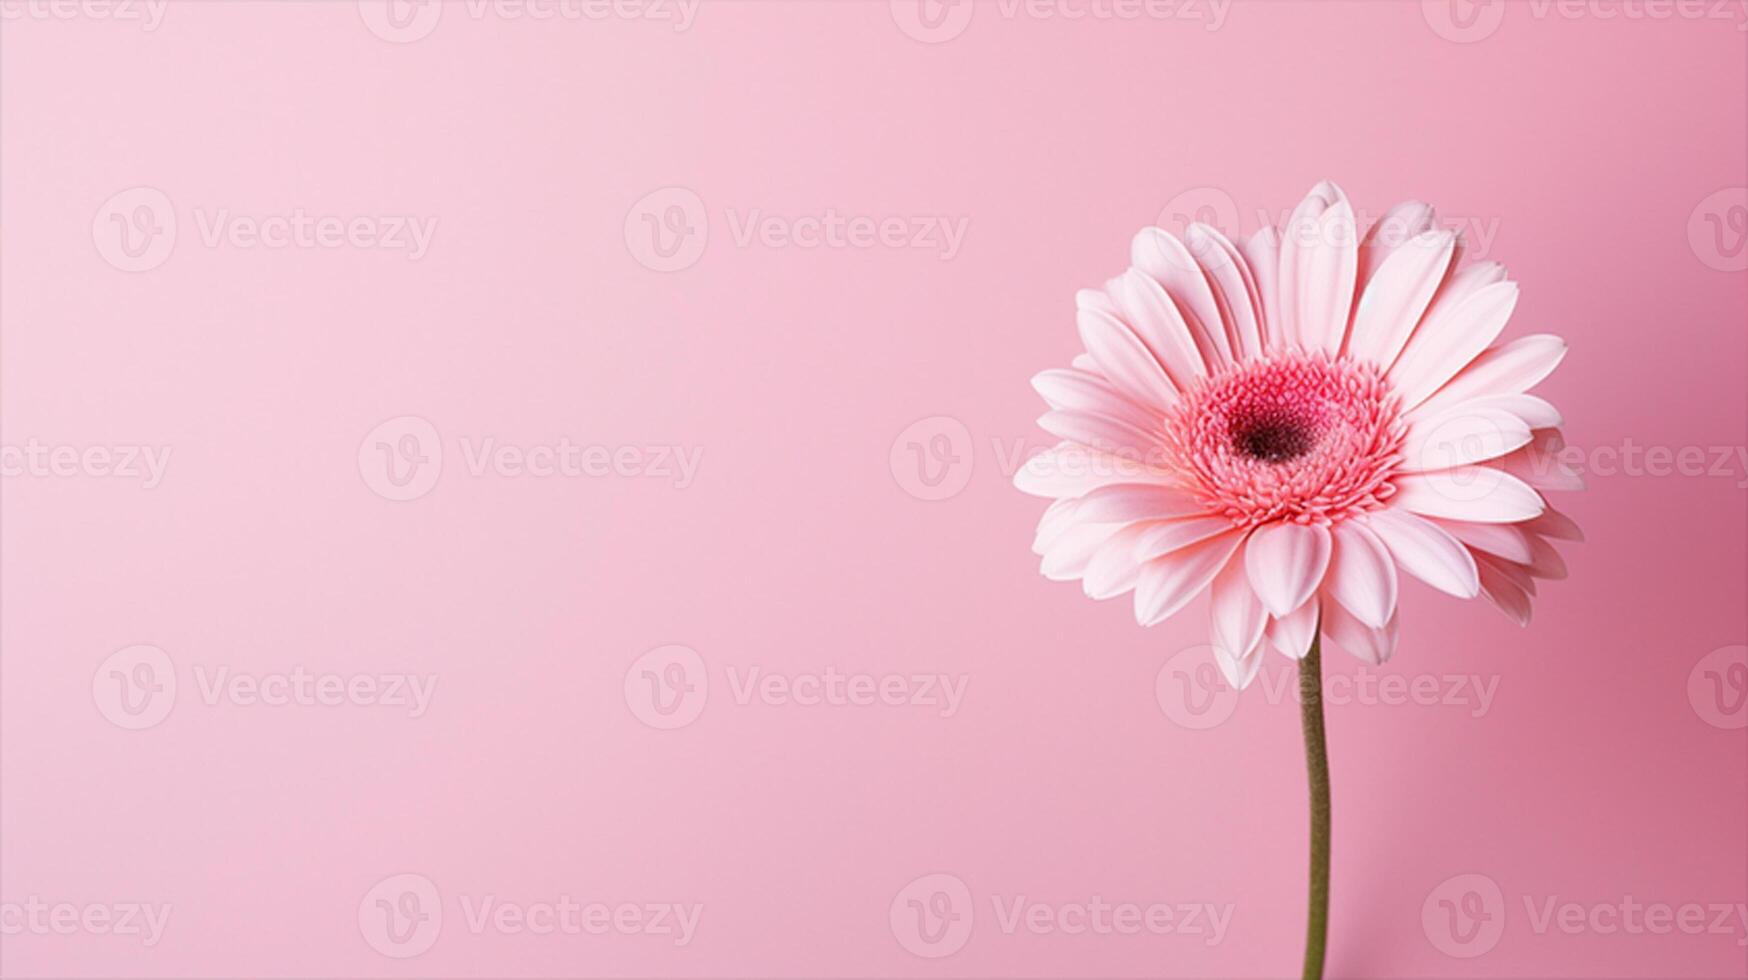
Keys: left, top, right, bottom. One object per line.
{"left": 1322, "top": 599, "right": 1400, "bottom": 664}
{"left": 1524, "top": 506, "right": 1585, "bottom": 542}
{"left": 1390, "top": 278, "right": 1520, "bottom": 409}
{"left": 1393, "top": 469, "right": 1546, "bottom": 523}
{"left": 1038, "top": 409, "right": 1161, "bottom": 456}
{"left": 1131, "top": 228, "right": 1233, "bottom": 367}
{"left": 1347, "top": 229, "right": 1455, "bottom": 369}
{"left": 1038, "top": 521, "right": 1123, "bottom": 581}
{"left": 1073, "top": 483, "right": 1207, "bottom": 524}
{"left": 1135, "top": 516, "right": 1240, "bottom": 563}
{"left": 1244, "top": 521, "right": 1333, "bottom": 617}
{"left": 1279, "top": 181, "right": 1358, "bottom": 354}
{"left": 1429, "top": 518, "right": 1533, "bottom": 564}
{"left": 1364, "top": 509, "right": 1480, "bottom": 598}
{"left": 1185, "top": 223, "right": 1265, "bottom": 362}
{"left": 1076, "top": 307, "right": 1179, "bottom": 412}
{"left": 1213, "top": 634, "right": 1268, "bottom": 690}
{"left": 1240, "top": 226, "right": 1283, "bottom": 349}
{"left": 1326, "top": 521, "right": 1397, "bottom": 628}
{"left": 1013, "top": 443, "right": 1177, "bottom": 499}
{"left": 1492, "top": 430, "right": 1585, "bottom": 492}
{"left": 1357, "top": 200, "right": 1437, "bottom": 288}
{"left": 1476, "top": 556, "right": 1534, "bottom": 626}
{"left": 1106, "top": 270, "right": 1208, "bottom": 390}
{"left": 1082, "top": 523, "right": 1154, "bottom": 600}
{"left": 1267, "top": 598, "right": 1320, "bottom": 659}
{"left": 1400, "top": 407, "right": 1534, "bottom": 472}
{"left": 1030, "top": 368, "right": 1159, "bottom": 431}
{"left": 1134, "top": 530, "right": 1246, "bottom": 626}
{"left": 1410, "top": 334, "right": 1568, "bottom": 421}
{"left": 1209, "top": 548, "right": 1267, "bottom": 660}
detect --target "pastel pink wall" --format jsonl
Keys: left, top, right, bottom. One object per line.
{"left": 2, "top": 1, "right": 1745, "bottom": 977}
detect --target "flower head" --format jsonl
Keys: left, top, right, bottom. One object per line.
{"left": 1017, "top": 181, "right": 1580, "bottom": 687}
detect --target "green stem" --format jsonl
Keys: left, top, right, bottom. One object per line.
{"left": 1299, "top": 629, "right": 1330, "bottom": 980}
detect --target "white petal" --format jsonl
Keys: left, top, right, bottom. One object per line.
{"left": 1393, "top": 469, "right": 1546, "bottom": 523}
{"left": 1410, "top": 334, "right": 1567, "bottom": 421}
{"left": 1076, "top": 307, "right": 1179, "bottom": 412}
{"left": 1267, "top": 598, "right": 1320, "bottom": 659}
{"left": 1244, "top": 522, "right": 1333, "bottom": 617}
{"left": 1326, "top": 521, "right": 1397, "bottom": 628}
{"left": 1134, "top": 530, "right": 1246, "bottom": 626}
{"left": 1347, "top": 229, "right": 1456, "bottom": 369}
{"left": 1390, "top": 277, "right": 1520, "bottom": 409}
{"left": 1364, "top": 509, "right": 1480, "bottom": 598}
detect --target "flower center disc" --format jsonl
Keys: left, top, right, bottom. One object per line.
{"left": 1163, "top": 353, "right": 1405, "bottom": 526}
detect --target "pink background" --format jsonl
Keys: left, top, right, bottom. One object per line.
{"left": 3, "top": 1, "right": 1746, "bottom": 976}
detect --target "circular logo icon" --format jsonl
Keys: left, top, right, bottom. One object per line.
{"left": 92, "top": 644, "right": 177, "bottom": 730}
{"left": 358, "top": 872, "right": 442, "bottom": 958}
{"left": 889, "top": 0, "right": 973, "bottom": 43}
{"left": 889, "top": 416, "right": 974, "bottom": 502}
{"left": 1687, "top": 186, "right": 1748, "bottom": 273}
{"left": 1688, "top": 644, "right": 1748, "bottom": 730}
{"left": 358, "top": 416, "right": 442, "bottom": 502}
{"left": 1156, "top": 644, "right": 1240, "bottom": 730}
{"left": 1422, "top": 872, "right": 1505, "bottom": 958}
{"left": 890, "top": 872, "right": 973, "bottom": 958}
{"left": 1421, "top": 0, "right": 1505, "bottom": 43}
{"left": 625, "top": 187, "right": 709, "bottom": 272}
{"left": 93, "top": 187, "right": 176, "bottom": 273}
{"left": 358, "top": 0, "right": 442, "bottom": 43}
{"left": 624, "top": 644, "right": 709, "bottom": 730}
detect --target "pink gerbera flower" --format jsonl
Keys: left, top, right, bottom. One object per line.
{"left": 1017, "top": 181, "right": 1581, "bottom": 688}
